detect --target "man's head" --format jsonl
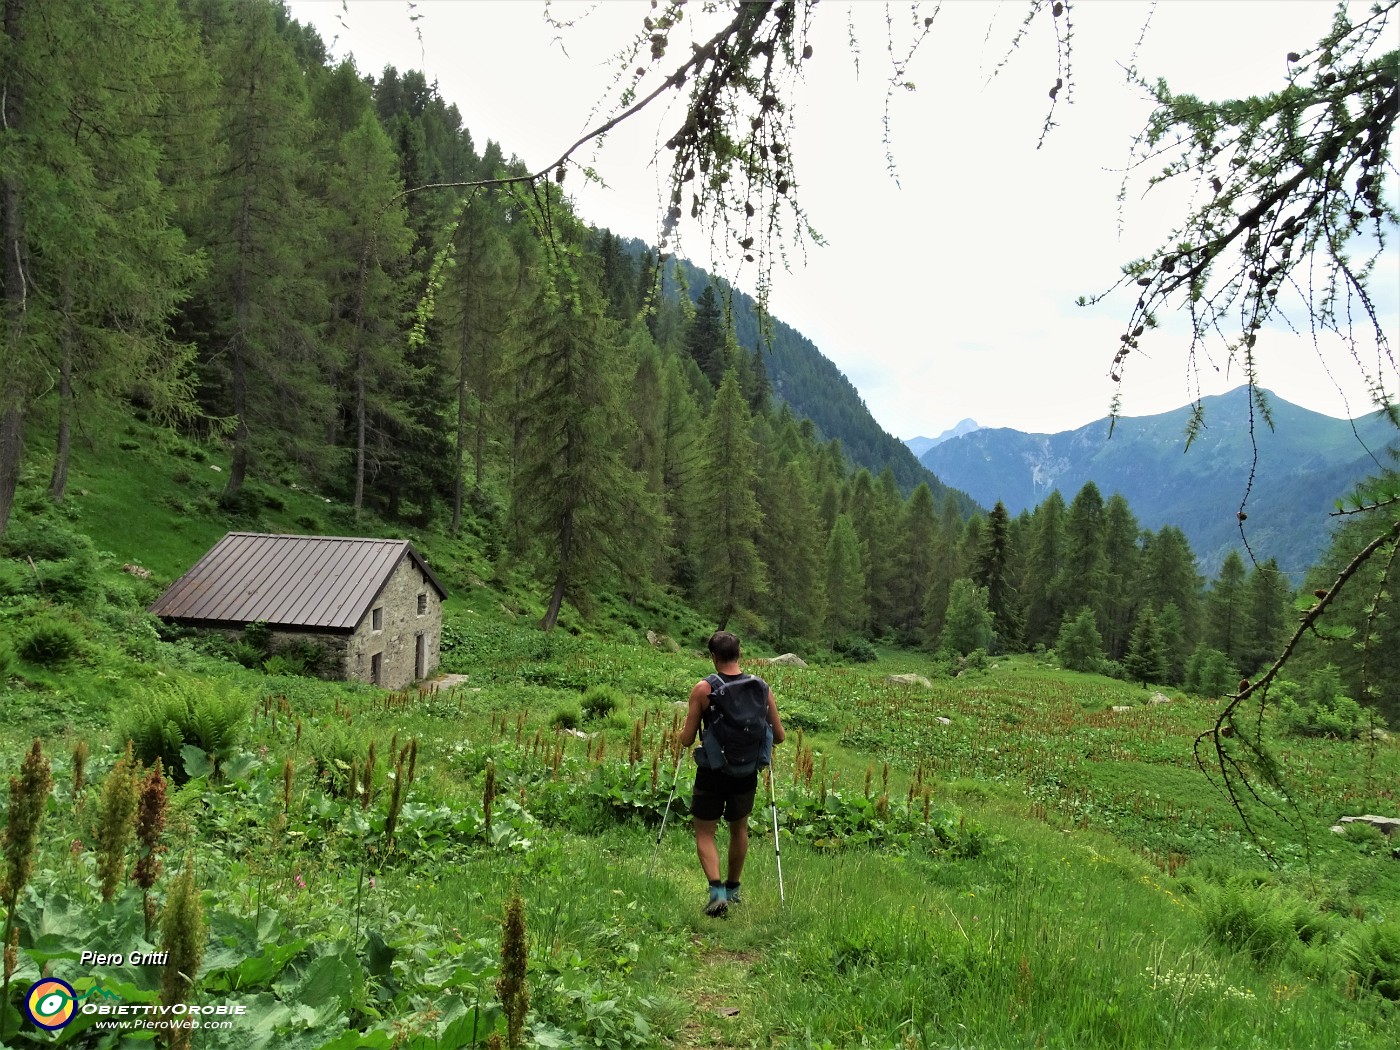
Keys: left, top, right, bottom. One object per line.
{"left": 707, "top": 630, "right": 741, "bottom": 664}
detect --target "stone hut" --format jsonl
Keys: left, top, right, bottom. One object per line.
{"left": 149, "top": 532, "right": 448, "bottom": 689}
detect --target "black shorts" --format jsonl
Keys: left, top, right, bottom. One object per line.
{"left": 691, "top": 764, "right": 759, "bottom": 822}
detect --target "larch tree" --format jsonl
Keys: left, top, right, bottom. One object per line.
{"left": 0, "top": 0, "right": 205, "bottom": 538}
{"left": 1099, "top": 494, "right": 1143, "bottom": 661}
{"left": 694, "top": 369, "right": 766, "bottom": 629}
{"left": 822, "top": 513, "right": 866, "bottom": 646}
{"left": 893, "top": 483, "right": 941, "bottom": 641}
{"left": 186, "top": 0, "right": 330, "bottom": 500}
{"left": 1021, "top": 491, "right": 1068, "bottom": 648}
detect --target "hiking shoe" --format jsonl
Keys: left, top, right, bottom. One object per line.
{"left": 724, "top": 883, "right": 742, "bottom": 906}
{"left": 704, "top": 886, "right": 728, "bottom": 917}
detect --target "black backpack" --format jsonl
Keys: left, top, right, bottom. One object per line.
{"left": 697, "top": 673, "right": 773, "bottom": 776}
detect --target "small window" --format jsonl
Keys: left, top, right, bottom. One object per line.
{"left": 417, "top": 593, "right": 427, "bottom": 616}
{"left": 370, "top": 652, "right": 382, "bottom": 686}
{"left": 371, "top": 607, "right": 383, "bottom": 631}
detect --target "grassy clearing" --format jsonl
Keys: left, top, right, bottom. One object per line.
{"left": 0, "top": 414, "right": 1397, "bottom": 1047}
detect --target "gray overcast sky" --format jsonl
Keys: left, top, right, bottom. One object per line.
{"left": 288, "top": 0, "right": 1398, "bottom": 439}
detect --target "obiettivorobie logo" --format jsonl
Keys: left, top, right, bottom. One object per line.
{"left": 22, "top": 977, "right": 247, "bottom": 1033}
{"left": 25, "top": 978, "right": 78, "bottom": 1031}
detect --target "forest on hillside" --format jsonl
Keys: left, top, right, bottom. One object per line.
{"left": 0, "top": 0, "right": 1396, "bottom": 722}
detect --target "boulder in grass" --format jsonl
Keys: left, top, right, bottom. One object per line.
{"left": 886, "top": 673, "right": 933, "bottom": 688}
{"left": 1336, "top": 815, "right": 1400, "bottom": 837}
{"left": 766, "top": 653, "right": 809, "bottom": 668}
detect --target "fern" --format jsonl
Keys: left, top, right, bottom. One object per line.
{"left": 117, "top": 681, "right": 250, "bottom": 782}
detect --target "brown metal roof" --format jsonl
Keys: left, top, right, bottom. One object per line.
{"left": 149, "top": 533, "right": 448, "bottom": 630}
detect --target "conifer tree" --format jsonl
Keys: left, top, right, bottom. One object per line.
{"left": 1137, "top": 525, "right": 1204, "bottom": 648}
{"left": 1240, "top": 558, "right": 1292, "bottom": 677}
{"left": 513, "top": 266, "right": 659, "bottom": 631}
{"left": 1061, "top": 481, "right": 1108, "bottom": 631}
{"left": 940, "top": 578, "right": 995, "bottom": 657}
{"left": 823, "top": 514, "right": 866, "bottom": 646}
{"left": 693, "top": 369, "right": 767, "bottom": 628}
{"left": 1056, "top": 607, "right": 1104, "bottom": 673}
{"left": 684, "top": 285, "right": 729, "bottom": 386}
{"left": 974, "top": 501, "right": 1019, "bottom": 647}
{"left": 893, "top": 483, "right": 941, "bottom": 640}
{"left": 758, "top": 459, "right": 825, "bottom": 647}
{"left": 1206, "top": 551, "right": 1249, "bottom": 669}
{"left": 1100, "top": 494, "right": 1143, "bottom": 660}
{"left": 186, "top": 0, "right": 330, "bottom": 499}
{"left": 1124, "top": 606, "right": 1169, "bottom": 685}
{"left": 1021, "top": 491, "right": 1068, "bottom": 648}
{"left": 0, "top": 0, "right": 206, "bottom": 536}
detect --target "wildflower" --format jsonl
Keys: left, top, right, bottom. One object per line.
{"left": 369, "top": 877, "right": 376, "bottom": 890}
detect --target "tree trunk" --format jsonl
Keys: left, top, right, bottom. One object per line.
{"left": 0, "top": 406, "right": 22, "bottom": 541}
{"left": 0, "top": 0, "right": 27, "bottom": 541}
{"left": 48, "top": 333, "right": 72, "bottom": 502}
{"left": 540, "top": 512, "right": 574, "bottom": 633}
{"left": 353, "top": 360, "right": 366, "bottom": 518}
{"left": 452, "top": 316, "right": 470, "bottom": 534}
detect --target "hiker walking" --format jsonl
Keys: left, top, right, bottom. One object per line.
{"left": 680, "top": 630, "right": 786, "bottom": 917}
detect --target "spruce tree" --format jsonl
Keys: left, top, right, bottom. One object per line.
{"left": 1240, "top": 557, "right": 1292, "bottom": 677}
{"left": 893, "top": 483, "right": 940, "bottom": 640}
{"left": 1124, "top": 607, "right": 1169, "bottom": 685}
{"left": 1100, "top": 494, "right": 1142, "bottom": 661}
{"left": 1056, "top": 608, "right": 1104, "bottom": 673}
{"left": 1137, "top": 525, "right": 1204, "bottom": 648}
{"left": 1061, "top": 482, "right": 1108, "bottom": 631}
{"left": 974, "top": 501, "right": 1019, "bottom": 647}
{"left": 1206, "top": 551, "right": 1249, "bottom": 670}
{"left": 684, "top": 285, "right": 729, "bottom": 386}
{"left": 758, "top": 460, "right": 826, "bottom": 647}
{"left": 513, "top": 267, "right": 658, "bottom": 632}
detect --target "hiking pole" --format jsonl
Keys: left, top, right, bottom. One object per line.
{"left": 767, "top": 767, "right": 785, "bottom": 908}
{"left": 650, "top": 746, "right": 687, "bottom": 875}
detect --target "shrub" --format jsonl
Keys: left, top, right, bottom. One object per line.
{"left": 262, "top": 653, "right": 306, "bottom": 676}
{"left": 18, "top": 616, "right": 85, "bottom": 667}
{"left": 0, "top": 559, "right": 32, "bottom": 597}
{"left": 294, "top": 514, "right": 321, "bottom": 532}
{"left": 117, "top": 680, "right": 250, "bottom": 782}
{"left": 834, "top": 637, "right": 877, "bottom": 663}
{"left": 1185, "top": 644, "right": 1239, "bottom": 699}
{"left": 0, "top": 641, "right": 15, "bottom": 679}
{"left": 228, "top": 641, "right": 263, "bottom": 669}
{"left": 551, "top": 706, "right": 581, "bottom": 731}
{"left": 581, "top": 685, "right": 623, "bottom": 720}
{"left": 241, "top": 621, "right": 272, "bottom": 652}
{"left": 1277, "top": 666, "right": 1376, "bottom": 739}
{"left": 1055, "top": 607, "right": 1104, "bottom": 673}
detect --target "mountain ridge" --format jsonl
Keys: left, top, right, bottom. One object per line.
{"left": 917, "top": 387, "right": 1396, "bottom": 576}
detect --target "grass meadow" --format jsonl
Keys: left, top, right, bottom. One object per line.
{"left": 0, "top": 415, "right": 1397, "bottom": 1048}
